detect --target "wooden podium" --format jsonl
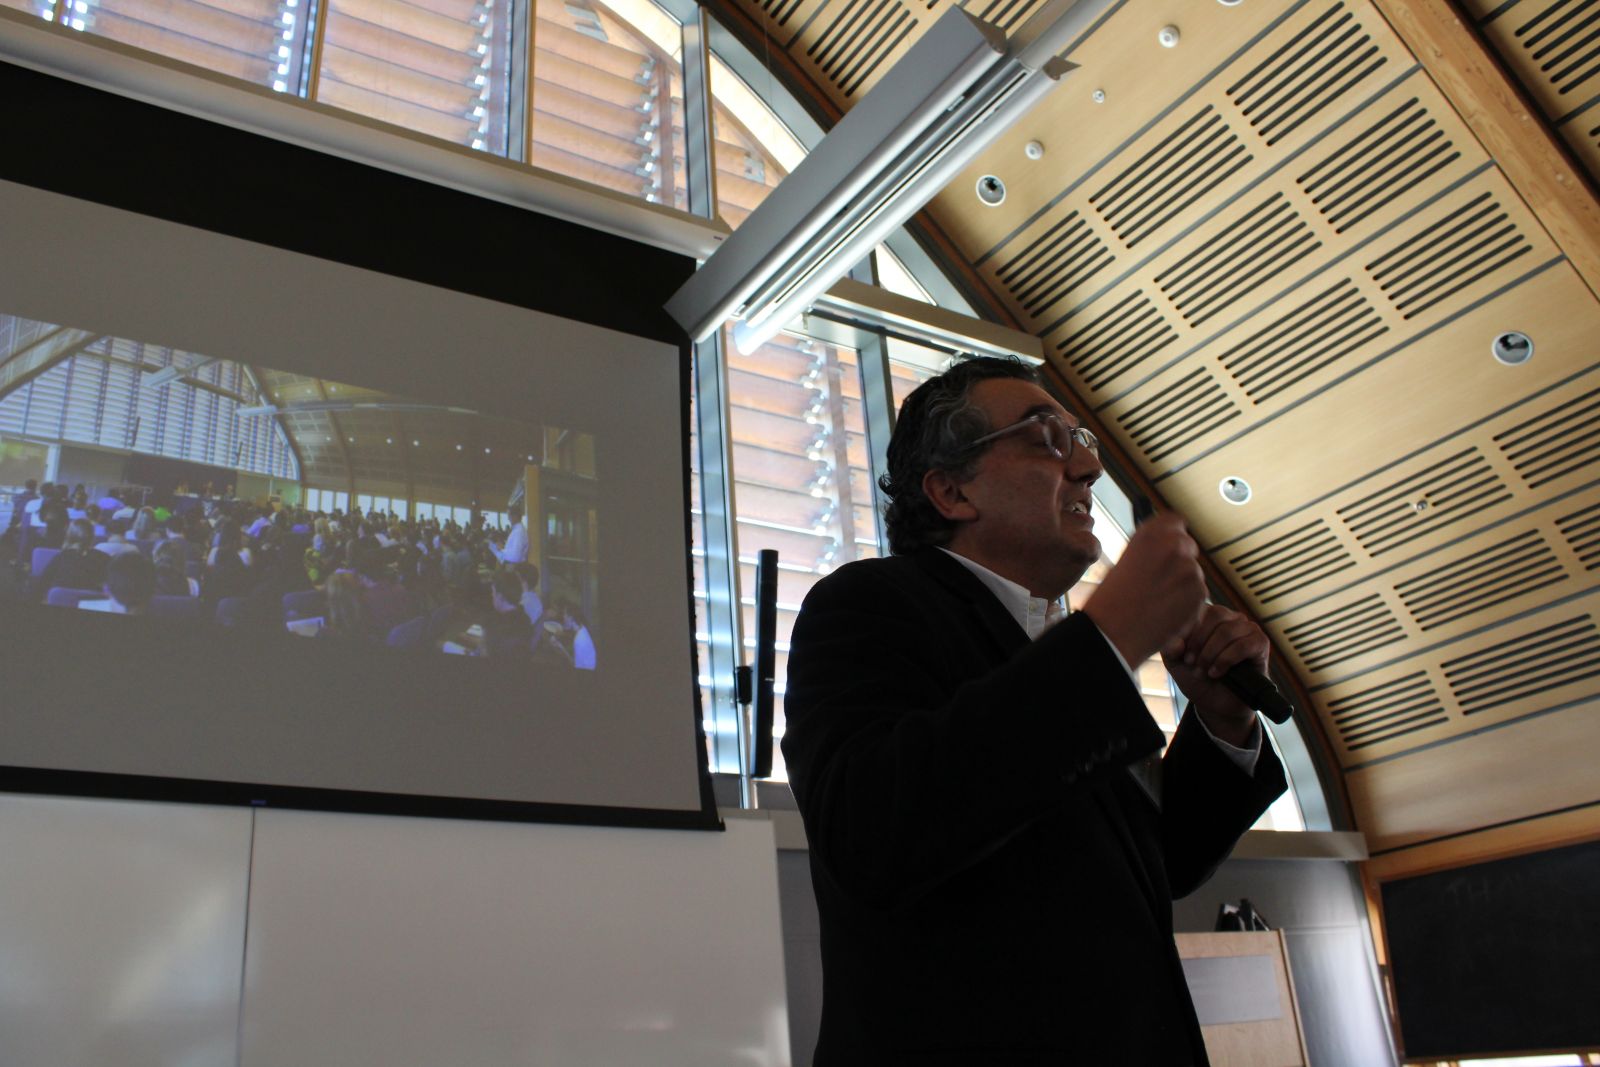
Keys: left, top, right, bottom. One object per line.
{"left": 1176, "top": 931, "right": 1310, "bottom": 1067}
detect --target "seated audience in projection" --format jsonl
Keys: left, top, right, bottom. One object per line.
{"left": 485, "top": 569, "right": 536, "bottom": 657}
{"left": 322, "top": 571, "right": 367, "bottom": 639}
{"left": 153, "top": 538, "right": 199, "bottom": 597}
{"left": 35, "top": 518, "right": 107, "bottom": 597}
{"left": 95, "top": 518, "right": 141, "bottom": 558}
{"left": 513, "top": 562, "right": 543, "bottom": 628}
{"left": 8, "top": 478, "right": 38, "bottom": 529}
{"left": 81, "top": 552, "right": 157, "bottom": 615}
{"left": 9, "top": 491, "right": 600, "bottom": 666}
{"left": 545, "top": 596, "right": 596, "bottom": 671}
{"left": 304, "top": 533, "right": 332, "bottom": 588}
{"left": 131, "top": 507, "right": 159, "bottom": 540}
{"left": 353, "top": 539, "right": 414, "bottom": 638}
{"left": 4, "top": 349, "right": 598, "bottom": 668}
{"left": 23, "top": 482, "right": 52, "bottom": 527}
{"left": 204, "top": 520, "right": 256, "bottom": 602}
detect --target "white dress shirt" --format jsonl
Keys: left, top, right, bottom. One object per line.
{"left": 938, "top": 548, "right": 1261, "bottom": 773}
{"left": 493, "top": 521, "right": 529, "bottom": 564}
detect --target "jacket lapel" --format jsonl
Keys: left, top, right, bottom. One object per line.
{"left": 909, "top": 548, "right": 1030, "bottom": 660}
{"left": 912, "top": 548, "right": 1167, "bottom": 918}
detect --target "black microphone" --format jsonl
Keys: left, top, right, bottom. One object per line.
{"left": 1129, "top": 495, "right": 1293, "bottom": 725}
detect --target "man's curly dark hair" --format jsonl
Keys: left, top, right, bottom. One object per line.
{"left": 879, "top": 356, "right": 1039, "bottom": 555}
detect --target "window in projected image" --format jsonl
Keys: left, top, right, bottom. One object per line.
{"left": 1, "top": 310, "right": 598, "bottom": 671}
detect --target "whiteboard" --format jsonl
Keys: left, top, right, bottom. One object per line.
{"left": 239, "top": 808, "right": 791, "bottom": 1066}
{"left": 0, "top": 793, "right": 790, "bottom": 1066}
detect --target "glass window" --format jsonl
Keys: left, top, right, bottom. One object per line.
{"left": 727, "top": 328, "right": 879, "bottom": 783}
{"left": 40, "top": 0, "right": 316, "bottom": 94}
{"left": 415, "top": 501, "right": 433, "bottom": 519}
{"left": 530, "top": 0, "right": 686, "bottom": 209}
{"left": 687, "top": 361, "right": 715, "bottom": 763}
{"left": 709, "top": 52, "right": 804, "bottom": 228}
{"left": 315, "top": 0, "right": 516, "bottom": 152}
{"left": 874, "top": 244, "right": 934, "bottom": 304}
{"left": 333, "top": 490, "right": 349, "bottom": 512}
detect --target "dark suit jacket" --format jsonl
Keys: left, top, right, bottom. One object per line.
{"left": 781, "top": 548, "right": 1287, "bottom": 1065}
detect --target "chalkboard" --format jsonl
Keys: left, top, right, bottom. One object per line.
{"left": 1381, "top": 837, "right": 1600, "bottom": 1059}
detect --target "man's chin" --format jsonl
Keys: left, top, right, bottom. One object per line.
{"left": 1065, "top": 532, "right": 1101, "bottom": 567}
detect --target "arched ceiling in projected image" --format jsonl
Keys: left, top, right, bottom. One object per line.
{"left": 705, "top": 0, "right": 1600, "bottom": 873}
{"left": 243, "top": 369, "right": 544, "bottom": 507}
{"left": 0, "top": 310, "right": 542, "bottom": 508}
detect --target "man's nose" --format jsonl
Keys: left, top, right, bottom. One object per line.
{"left": 1067, "top": 441, "right": 1102, "bottom": 483}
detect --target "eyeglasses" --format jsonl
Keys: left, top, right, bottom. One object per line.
{"left": 965, "top": 412, "right": 1099, "bottom": 461}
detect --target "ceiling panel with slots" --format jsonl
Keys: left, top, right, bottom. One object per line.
{"left": 711, "top": 0, "right": 1600, "bottom": 871}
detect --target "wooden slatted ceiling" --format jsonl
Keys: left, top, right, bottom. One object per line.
{"left": 724, "top": 0, "right": 1600, "bottom": 865}
{"left": 744, "top": 0, "right": 1054, "bottom": 102}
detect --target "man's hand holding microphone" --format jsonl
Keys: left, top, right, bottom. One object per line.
{"left": 1079, "top": 511, "right": 1282, "bottom": 747}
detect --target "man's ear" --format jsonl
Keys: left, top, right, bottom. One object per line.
{"left": 923, "top": 468, "right": 979, "bottom": 523}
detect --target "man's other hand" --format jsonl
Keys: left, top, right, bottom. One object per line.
{"left": 1081, "top": 512, "right": 1206, "bottom": 667}
{"left": 1163, "top": 604, "right": 1267, "bottom": 746}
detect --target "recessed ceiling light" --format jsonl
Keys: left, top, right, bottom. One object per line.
{"left": 1219, "top": 477, "right": 1252, "bottom": 505}
{"left": 1491, "top": 331, "right": 1533, "bottom": 366}
{"left": 976, "top": 175, "right": 1006, "bottom": 207}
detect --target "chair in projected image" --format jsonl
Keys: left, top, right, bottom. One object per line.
{"left": 215, "top": 597, "right": 249, "bottom": 627}
{"left": 282, "top": 590, "right": 323, "bottom": 621}
{"left": 45, "top": 587, "right": 101, "bottom": 609}
{"left": 30, "top": 547, "right": 59, "bottom": 577}
{"left": 423, "top": 605, "right": 453, "bottom": 643}
{"left": 149, "top": 596, "right": 202, "bottom": 620}
{"left": 387, "top": 615, "right": 426, "bottom": 648}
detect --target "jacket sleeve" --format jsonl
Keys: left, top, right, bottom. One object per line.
{"left": 1158, "top": 704, "right": 1288, "bottom": 898}
{"left": 781, "top": 559, "right": 1167, "bottom": 908}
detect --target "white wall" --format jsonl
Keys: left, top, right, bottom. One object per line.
{"left": 0, "top": 793, "right": 791, "bottom": 1067}
{"left": 53, "top": 443, "right": 127, "bottom": 497}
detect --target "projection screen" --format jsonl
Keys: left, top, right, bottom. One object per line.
{"left": 0, "top": 176, "right": 715, "bottom": 827}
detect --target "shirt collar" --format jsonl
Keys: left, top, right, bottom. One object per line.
{"left": 937, "top": 548, "right": 1065, "bottom": 641}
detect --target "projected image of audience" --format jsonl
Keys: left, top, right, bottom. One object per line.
{"left": 0, "top": 319, "right": 598, "bottom": 669}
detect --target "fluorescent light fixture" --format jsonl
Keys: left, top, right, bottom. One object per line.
{"left": 665, "top": 0, "right": 1114, "bottom": 355}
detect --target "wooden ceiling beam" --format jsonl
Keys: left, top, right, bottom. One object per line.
{"left": 1369, "top": 0, "right": 1600, "bottom": 301}
{"left": 0, "top": 326, "right": 103, "bottom": 402}
{"left": 315, "top": 377, "right": 358, "bottom": 507}
{"left": 241, "top": 364, "right": 305, "bottom": 489}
